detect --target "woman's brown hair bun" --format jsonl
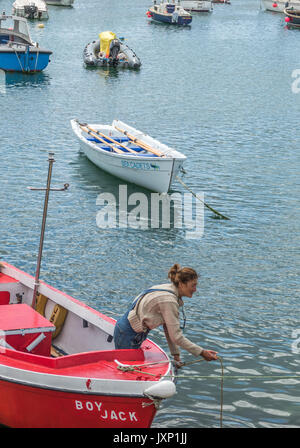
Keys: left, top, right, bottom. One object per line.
{"left": 168, "top": 264, "right": 198, "bottom": 286}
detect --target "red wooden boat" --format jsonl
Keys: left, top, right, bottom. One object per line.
{"left": 0, "top": 261, "right": 176, "bottom": 428}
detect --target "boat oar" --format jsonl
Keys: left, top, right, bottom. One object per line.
{"left": 176, "top": 176, "right": 230, "bottom": 220}
{"left": 114, "top": 124, "right": 165, "bottom": 157}
{"left": 78, "top": 123, "right": 124, "bottom": 154}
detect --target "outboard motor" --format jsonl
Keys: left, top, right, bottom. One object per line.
{"left": 24, "top": 4, "right": 38, "bottom": 19}
{"left": 109, "top": 39, "right": 120, "bottom": 64}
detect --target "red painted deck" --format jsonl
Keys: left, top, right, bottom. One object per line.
{"left": 0, "top": 345, "right": 169, "bottom": 381}
{"left": 0, "top": 273, "right": 18, "bottom": 284}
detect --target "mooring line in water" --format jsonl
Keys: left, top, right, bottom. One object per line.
{"left": 117, "top": 356, "right": 300, "bottom": 429}
{"left": 176, "top": 175, "right": 230, "bottom": 220}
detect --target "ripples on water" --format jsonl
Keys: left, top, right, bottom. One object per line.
{"left": 0, "top": 0, "right": 299, "bottom": 428}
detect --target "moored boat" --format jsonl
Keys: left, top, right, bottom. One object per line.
{"left": 0, "top": 261, "right": 176, "bottom": 428}
{"left": 178, "top": 1, "right": 213, "bottom": 12}
{"left": 261, "top": 0, "right": 300, "bottom": 13}
{"left": 283, "top": 6, "right": 300, "bottom": 25}
{"left": 12, "top": 0, "right": 49, "bottom": 19}
{"left": 0, "top": 14, "right": 52, "bottom": 72}
{"left": 70, "top": 119, "right": 186, "bottom": 193}
{"left": 45, "top": 0, "right": 74, "bottom": 4}
{"left": 83, "top": 31, "right": 141, "bottom": 69}
{"left": 147, "top": 2, "right": 192, "bottom": 25}
{"left": 212, "top": 0, "right": 230, "bottom": 4}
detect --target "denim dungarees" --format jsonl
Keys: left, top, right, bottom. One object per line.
{"left": 113, "top": 288, "right": 176, "bottom": 350}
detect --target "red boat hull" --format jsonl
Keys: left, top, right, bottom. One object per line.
{"left": 0, "top": 262, "right": 175, "bottom": 428}
{"left": 0, "top": 378, "right": 156, "bottom": 428}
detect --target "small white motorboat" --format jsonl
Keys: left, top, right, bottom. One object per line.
{"left": 71, "top": 119, "right": 186, "bottom": 193}
{"left": 176, "top": 1, "right": 213, "bottom": 12}
{"left": 12, "top": 0, "right": 49, "bottom": 19}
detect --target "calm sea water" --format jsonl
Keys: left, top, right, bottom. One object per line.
{"left": 0, "top": 0, "right": 299, "bottom": 428}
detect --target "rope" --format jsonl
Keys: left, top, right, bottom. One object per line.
{"left": 34, "top": 48, "right": 39, "bottom": 72}
{"left": 14, "top": 47, "right": 25, "bottom": 72}
{"left": 176, "top": 175, "right": 230, "bottom": 220}
{"left": 117, "top": 356, "right": 300, "bottom": 428}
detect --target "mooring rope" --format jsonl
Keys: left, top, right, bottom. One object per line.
{"left": 176, "top": 175, "right": 230, "bottom": 220}
{"left": 116, "top": 356, "right": 300, "bottom": 428}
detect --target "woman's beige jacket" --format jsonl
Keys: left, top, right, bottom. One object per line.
{"left": 128, "top": 283, "right": 203, "bottom": 356}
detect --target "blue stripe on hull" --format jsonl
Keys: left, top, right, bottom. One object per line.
{"left": 0, "top": 51, "right": 51, "bottom": 72}
{"left": 151, "top": 12, "right": 192, "bottom": 25}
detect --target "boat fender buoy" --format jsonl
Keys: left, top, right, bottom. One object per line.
{"left": 285, "top": 16, "right": 291, "bottom": 22}
{"left": 144, "top": 380, "right": 176, "bottom": 399}
{"left": 273, "top": 2, "right": 278, "bottom": 7}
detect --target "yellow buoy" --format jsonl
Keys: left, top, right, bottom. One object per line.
{"left": 37, "top": 23, "right": 44, "bottom": 28}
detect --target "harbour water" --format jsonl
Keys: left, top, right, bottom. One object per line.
{"left": 0, "top": 0, "right": 299, "bottom": 428}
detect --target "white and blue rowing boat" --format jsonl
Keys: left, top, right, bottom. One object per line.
{"left": 71, "top": 119, "right": 186, "bottom": 193}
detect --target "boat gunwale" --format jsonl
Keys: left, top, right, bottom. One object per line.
{"left": 0, "top": 375, "right": 158, "bottom": 398}
{"left": 0, "top": 46, "right": 52, "bottom": 54}
{"left": 284, "top": 7, "right": 300, "bottom": 17}
{"left": 71, "top": 120, "right": 186, "bottom": 161}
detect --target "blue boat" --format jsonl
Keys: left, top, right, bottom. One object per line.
{"left": 0, "top": 13, "right": 52, "bottom": 72}
{"left": 147, "top": 2, "right": 192, "bottom": 26}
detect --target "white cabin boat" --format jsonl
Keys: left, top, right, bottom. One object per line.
{"left": 71, "top": 119, "right": 186, "bottom": 193}
{"left": 12, "top": 0, "right": 49, "bottom": 19}
{"left": 178, "top": 1, "right": 213, "bottom": 12}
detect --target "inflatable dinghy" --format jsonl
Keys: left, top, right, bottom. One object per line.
{"left": 83, "top": 31, "right": 141, "bottom": 69}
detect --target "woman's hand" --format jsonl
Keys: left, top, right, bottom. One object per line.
{"left": 173, "top": 354, "right": 184, "bottom": 368}
{"left": 201, "top": 349, "right": 218, "bottom": 361}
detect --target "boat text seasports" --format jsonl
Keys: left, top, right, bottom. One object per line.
{"left": 121, "top": 160, "right": 160, "bottom": 171}
{"left": 74, "top": 400, "right": 138, "bottom": 421}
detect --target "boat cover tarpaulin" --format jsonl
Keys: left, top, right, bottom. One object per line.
{"left": 99, "top": 31, "right": 117, "bottom": 57}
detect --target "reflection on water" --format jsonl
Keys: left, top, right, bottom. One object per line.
{"left": 5, "top": 72, "right": 51, "bottom": 88}
{"left": 0, "top": 0, "right": 300, "bottom": 428}
{"left": 0, "top": 69, "right": 6, "bottom": 94}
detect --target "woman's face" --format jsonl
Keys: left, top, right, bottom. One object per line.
{"left": 178, "top": 279, "right": 198, "bottom": 298}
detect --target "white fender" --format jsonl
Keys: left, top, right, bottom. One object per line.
{"left": 144, "top": 380, "right": 176, "bottom": 399}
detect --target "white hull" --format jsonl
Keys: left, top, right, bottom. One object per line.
{"left": 45, "top": 0, "right": 74, "bottom": 5}
{"left": 71, "top": 120, "right": 186, "bottom": 193}
{"left": 180, "top": 1, "right": 213, "bottom": 12}
{"left": 262, "top": 0, "right": 300, "bottom": 12}
{"left": 12, "top": 0, "right": 49, "bottom": 19}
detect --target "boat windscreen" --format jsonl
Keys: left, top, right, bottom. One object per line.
{"left": 0, "top": 17, "right": 30, "bottom": 39}
{"left": 15, "top": 19, "right": 30, "bottom": 38}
